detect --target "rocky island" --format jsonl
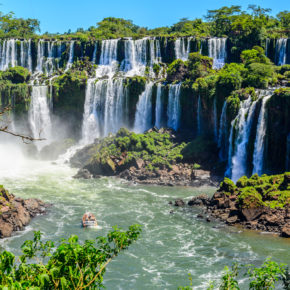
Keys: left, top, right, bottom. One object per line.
{"left": 71, "top": 127, "right": 220, "bottom": 186}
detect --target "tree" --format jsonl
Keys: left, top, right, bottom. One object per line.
{"left": 0, "top": 226, "right": 141, "bottom": 289}
{"left": 0, "top": 11, "right": 40, "bottom": 37}
{"left": 277, "top": 10, "right": 290, "bottom": 30}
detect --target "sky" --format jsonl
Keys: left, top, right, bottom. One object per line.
{"left": 0, "top": 0, "right": 288, "bottom": 34}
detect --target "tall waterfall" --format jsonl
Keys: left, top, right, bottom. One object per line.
{"left": 65, "top": 41, "right": 75, "bottom": 71}
{"left": 81, "top": 78, "right": 126, "bottom": 144}
{"left": 218, "top": 101, "right": 228, "bottom": 160}
{"left": 134, "top": 82, "right": 154, "bottom": 133}
{"left": 230, "top": 97, "right": 258, "bottom": 182}
{"left": 28, "top": 86, "right": 52, "bottom": 149}
{"left": 155, "top": 83, "right": 163, "bottom": 128}
{"left": 167, "top": 84, "right": 181, "bottom": 131}
{"left": 208, "top": 38, "right": 227, "bottom": 69}
{"left": 252, "top": 94, "right": 272, "bottom": 175}
{"left": 197, "top": 95, "right": 202, "bottom": 135}
{"left": 175, "top": 37, "right": 192, "bottom": 61}
{"left": 275, "top": 38, "right": 287, "bottom": 66}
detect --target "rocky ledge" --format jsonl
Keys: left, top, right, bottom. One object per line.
{"left": 71, "top": 128, "right": 220, "bottom": 186}
{"left": 174, "top": 173, "right": 290, "bottom": 237}
{"left": 0, "top": 186, "right": 49, "bottom": 238}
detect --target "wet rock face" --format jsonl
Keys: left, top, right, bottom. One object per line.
{"left": 0, "top": 187, "right": 50, "bottom": 238}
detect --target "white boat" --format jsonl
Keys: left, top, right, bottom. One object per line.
{"left": 82, "top": 212, "right": 98, "bottom": 228}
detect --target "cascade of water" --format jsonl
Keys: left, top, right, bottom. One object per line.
{"left": 208, "top": 38, "right": 227, "bottom": 69}
{"left": 213, "top": 97, "right": 218, "bottom": 142}
{"left": 175, "top": 37, "right": 192, "bottom": 61}
{"left": 0, "top": 39, "right": 18, "bottom": 70}
{"left": 103, "top": 78, "right": 125, "bottom": 136}
{"left": 275, "top": 38, "right": 287, "bottom": 66}
{"left": 92, "top": 42, "right": 98, "bottom": 64}
{"left": 134, "top": 82, "right": 154, "bottom": 133}
{"left": 81, "top": 78, "right": 126, "bottom": 143}
{"left": 225, "top": 121, "right": 234, "bottom": 177}
{"left": 36, "top": 40, "right": 45, "bottom": 73}
{"left": 81, "top": 79, "right": 102, "bottom": 144}
{"left": 252, "top": 94, "right": 272, "bottom": 175}
{"left": 28, "top": 86, "right": 52, "bottom": 150}
{"left": 218, "top": 101, "right": 228, "bottom": 160}
{"left": 65, "top": 41, "right": 75, "bottom": 72}
{"left": 230, "top": 98, "right": 258, "bottom": 182}
{"left": 167, "top": 84, "right": 181, "bottom": 131}
{"left": 155, "top": 83, "right": 163, "bottom": 128}
{"left": 95, "top": 39, "right": 119, "bottom": 77}
{"left": 197, "top": 95, "right": 202, "bottom": 135}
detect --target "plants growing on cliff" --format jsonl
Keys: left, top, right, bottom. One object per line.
{"left": 0, "top": 226, "right": 141, "bottom": 289}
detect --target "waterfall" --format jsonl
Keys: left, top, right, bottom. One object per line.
{"left": 28, "top": 86, "right": 52, "bottom": 150}
{"left": 225, "top": 121, "right": 234, "bottom": 177}
{"left": 95, "top": 39, "right": 119, "bottom": 77}
{"left": 81, "top": 79, "right": 102, "bottom": 144}
{"left": 134, "top": 82, "right": 154, "bottom": 133}
{"left": 175, "top": 37, "right": 192, "bottom": 61}
{"left": 208, "top": 38, "right": 227, "bottom": 69}
{"left": 92, "top": 42, "right": 98, "bottom": 64}
{"left": 197, "top": 95, "right": 202, "bottom": 135}
{"left": 155, "top": 83, "right": 163, "bottom": 128}
{"left": 252, "top": 94, "right": 272, "bottom": 175}
{"left": 36, "top": 40, "right": 45, "bottom": 73}
{"left": 103, "top": 78, "right": 125, "bottom": 136}
{"left": 65, "top": 41, "right": 75, "bottom": 71}
{"left": 213, "top": 96, "right": 218, "bottom": 142}
{"left": 218, "top": 101, "right": 228, "bottom": 160}
{"left": 275, "top": 38, "right": 287, "bottom": 66}
{"left": 230, "top": 97, "right": 258, "bottom": 182}
{"left": 81, "top": 78, "right": 126, "bottom": 144}
{"left": 167, "top": 84, "right": 181, "bottom": 131}
{"left": 0, "top": 39, "right": 17, "bottom": 70}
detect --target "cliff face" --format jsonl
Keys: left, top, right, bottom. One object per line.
{"left": 0, "top": 186, "right": 49, "bottom": 238}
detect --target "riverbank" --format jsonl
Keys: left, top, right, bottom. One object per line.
{"left": 0, "top": 186, "right": 49, "bottom": 238}
{"left": 174, "top": 173, "right": 290, "bottom": 237}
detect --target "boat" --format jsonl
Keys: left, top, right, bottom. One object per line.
{"left": 82, "top": 212, "right": 98, "bottom": 228}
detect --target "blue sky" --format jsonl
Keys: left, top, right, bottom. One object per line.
{"left": 0, "top": 0, "right": 288, "bottom": 34}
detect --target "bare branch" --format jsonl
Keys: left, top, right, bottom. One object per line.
{"left": 0, "top": 105, "right": 45, "bottom": 143}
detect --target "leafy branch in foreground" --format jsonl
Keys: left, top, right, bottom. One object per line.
{"left": 0, "top": 225, "right": 141, "bottom": 289}
{"left": 179, "top": 258, "right": 289, "bottom": 290}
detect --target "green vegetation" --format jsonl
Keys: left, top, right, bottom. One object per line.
{"left": 87, "top": 128, "right": 187, "bottom": 173}
{"left": 0, "top": 6, "right": 289, "bottom": 41}
{"left": 0, "top": 67, "right": 31, "bottom": 113}
{"left": 179, "top": 258, "right": 289, "bottom": 289}
{"left": 0, "top": 227, "right": 141, "bottom": 289}
{"left": 218, "top": 173, "right": 290, "bottom": 209}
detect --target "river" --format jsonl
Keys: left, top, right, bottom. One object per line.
{"left": 0, "top": 144, "right": 289, "bottom": 289}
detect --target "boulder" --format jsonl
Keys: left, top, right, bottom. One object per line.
{"left": 174, "top": 199, "right": 185, "bottom": 207}
{"left": 281, "top": 224, "right": 290, "bottom": 238}
{"left": 242, "top": 208, "right": 264, "bottom": 222}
